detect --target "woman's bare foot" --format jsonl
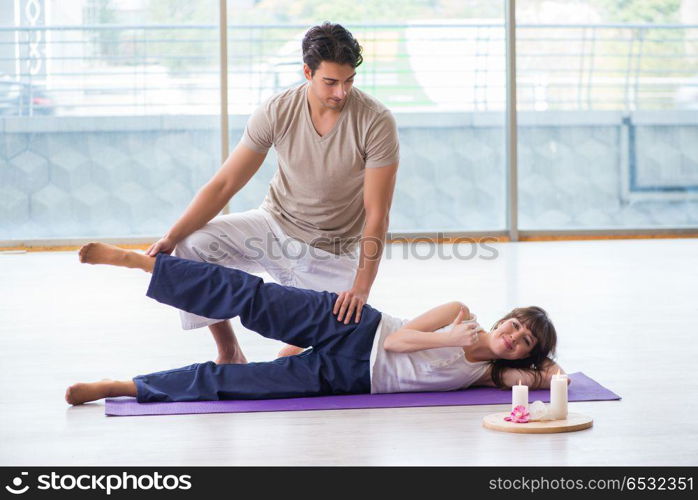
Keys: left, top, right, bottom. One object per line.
{"left": 65, "top": 380, "right": 137, "bottom": 405}
{"left": 65, "top": 380, "right": 114, "bottom": 405}
{"left": 79, "top": 242, "right": 127, "bottom": 265}
{"left": 78, "top": 242, "right": 154, "bottom": 272}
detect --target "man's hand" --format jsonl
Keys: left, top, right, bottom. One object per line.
{"left": 333, "top": 287, "right": 369, "bottom": 324}
{"left": 145, "top": 236, "right": 177, "bottom": 257}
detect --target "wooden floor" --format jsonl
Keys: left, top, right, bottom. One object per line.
{"left": 1, "top": 238, "right": 696, "bottom": 466}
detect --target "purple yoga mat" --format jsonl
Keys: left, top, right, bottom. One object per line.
{"left": 104, "top": 372, "right": 620, "bottom": 417}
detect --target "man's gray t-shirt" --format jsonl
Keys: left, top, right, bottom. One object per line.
{"left": 240, "top": 83, "right": 399, "bottom": 255}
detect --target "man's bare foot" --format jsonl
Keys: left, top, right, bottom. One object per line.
{"left": 210, "top": 321, "right": 247, "bottom": 364}
{"left": 65, "top": 380, "right": 113, "bottom": 405}
{"left": 277, "top": 344, "right": 305, "bottom": 358}
{"left": 215, "top": 349, "right": 247, "bottom": 365}
{"left": 78, "top": 242, "right": 154, "bottom": 272}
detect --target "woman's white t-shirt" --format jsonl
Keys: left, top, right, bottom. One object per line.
{"left": 369, "top": 312, "right": 490, "bottom": 394}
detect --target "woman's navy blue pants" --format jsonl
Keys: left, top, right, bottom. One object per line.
{"left": 133, "top": 254, "right": 383, "bottom": 402}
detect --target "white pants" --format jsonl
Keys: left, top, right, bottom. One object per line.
{"left": 173, "top": 208, "right": 359, "bottom": 330}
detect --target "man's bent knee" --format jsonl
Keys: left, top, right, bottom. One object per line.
{"left": 174, "top": 230, "right": 227, "bottom": 263}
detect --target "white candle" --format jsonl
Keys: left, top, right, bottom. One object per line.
{"left": 549, "top": 370, "right": 568, "bottom": 420}
{"left": 512, "top": 379, "right": 528, "bottom": 411}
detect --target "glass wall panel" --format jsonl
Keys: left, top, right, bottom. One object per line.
{"left": 517, "top": 0, "right": 698, "bottom": 230}
{"left": 226, "top": 0, "right": 507, "bottom": 232}
{"left": 0, "top": 0, "right": 220, "bottom": 240}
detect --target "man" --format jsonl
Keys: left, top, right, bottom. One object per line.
{"left": 146, "top": 22, "right": 399, "bottom": 364}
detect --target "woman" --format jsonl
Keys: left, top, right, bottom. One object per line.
{"left": 65, "top": 243, "right": 566, "bottom": 405}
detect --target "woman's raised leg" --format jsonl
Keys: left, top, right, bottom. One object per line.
{"left": 80, "top": 242, "right": 246, "bottom": 365}
{"left": 145, "top": 253, "right": 381, "bottom": 351}
{"left": 77, "top": 243, "right": 381, "bottom": 352}
{"left": 79, "top": 242, "right": 155, "bottom": 272}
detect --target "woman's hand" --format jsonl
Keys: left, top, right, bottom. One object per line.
{"left": 541, "top": 360, "right": 571, "bottom": 386}
{"left": 446, "top": 307, "right": 484, "bottom": 347}
{"left": 145, "top": 236, "right": 177, "bottom": 257}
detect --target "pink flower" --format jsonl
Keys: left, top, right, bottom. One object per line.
{"left": 504, "top": 405, "right": 530, "bottom": 423}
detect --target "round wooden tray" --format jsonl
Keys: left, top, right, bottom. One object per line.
{"left": 482, "top": 412, "right": 593, "bottom": 434}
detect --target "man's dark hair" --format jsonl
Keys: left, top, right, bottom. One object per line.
{"left": 302, "top": 22, "right": 363, "bottom": 74}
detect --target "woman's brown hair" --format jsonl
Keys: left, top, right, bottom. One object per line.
{"left": 488, "top": 306, "right": 557, "bottom": 390}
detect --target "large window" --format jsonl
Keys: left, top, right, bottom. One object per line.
{"left": 1, "top": 0, "right": 220, "bottom": 240}
{"left": 1, "top": 0, "right": 696, "bottom": 243}
{"left": 516, "top": 0, "right": 698, "bottom": 230}
{"left": 225, "top": 0, "right": 508, "bottom": 233}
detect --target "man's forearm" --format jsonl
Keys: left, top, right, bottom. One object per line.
{"left": 163, "top": 144, "right": 266, "bottom": 244}
{"left": 165, "top": 181, "right": 230, "bottom": 242}
{"left": 352, "top": 217, "right": 388, "bottom": 292}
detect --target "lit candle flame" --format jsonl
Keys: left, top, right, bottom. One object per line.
{"left": 518, "top": 379, "right": 522, "bottom": 386}
{"left": 556, "top": 369, "right": 561, "bottom": 376}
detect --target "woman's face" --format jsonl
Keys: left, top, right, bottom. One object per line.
{"left": 490, "top": 318, "right": 538, "bottom": 360}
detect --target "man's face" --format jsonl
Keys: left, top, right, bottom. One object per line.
{"left": 304, "top": 61, "right": 356, "bottom": 110}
